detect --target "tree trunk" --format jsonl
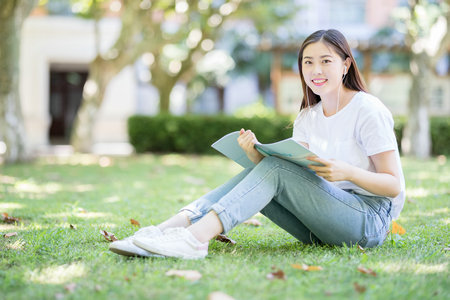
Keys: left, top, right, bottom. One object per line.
{"left": 70, "top": 57, "right": 118, "bottom": 152}
{"left": 0, "top": 0, "right": 37, "bottom": 163}
{"left": 401, "top": 53, "right": 432, "bottom": 158}
{"left": 217, "top": 86, "right": 225, "bottom": 113}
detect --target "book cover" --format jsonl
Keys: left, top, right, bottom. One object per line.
{"left": 211, "top": 131, "right": 321, "bottom": 168}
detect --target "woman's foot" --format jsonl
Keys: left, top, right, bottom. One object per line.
{"left": 132, "top": 227, "right": 208, "bottom": 259}
{"left": 109, "top": 226, "right": 164, "bottom": 257}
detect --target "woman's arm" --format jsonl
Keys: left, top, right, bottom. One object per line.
{"left": 307, "top": 150, "right": 401, "bottom": 198}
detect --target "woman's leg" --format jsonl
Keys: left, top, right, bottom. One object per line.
{"left": 157, "top": 168, "right": 253, "bottom": 231}
{"left": 133, "top": 156, "right": 391, "bottom": 258}
{"left": 205, "top": 156, "right": 390, "bottom": 247}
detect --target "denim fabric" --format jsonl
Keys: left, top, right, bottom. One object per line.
{"left": 180, "top": 156, "right": 391, "bottom": 248}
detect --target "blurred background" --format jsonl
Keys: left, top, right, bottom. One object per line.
{"left": 1, "top": 0, "right": 449, "bottom": 163}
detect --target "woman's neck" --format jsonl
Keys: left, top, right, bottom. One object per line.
{"left": 321, "top": 88, "right": 358, "bottom": 117}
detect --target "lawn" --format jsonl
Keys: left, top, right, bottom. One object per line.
{"left": 1, "top": 154, "right": 448, "bottom": 300}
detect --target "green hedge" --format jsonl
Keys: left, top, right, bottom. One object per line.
{"left": 128, "top": 114, "right": 293, "bottom": 154}
{"left": 128, "top": 114, "right": 450, "bottom": 155}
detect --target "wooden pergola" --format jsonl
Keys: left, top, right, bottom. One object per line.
{"left": 264, "top": 42, "right": 411, "bottom": 113}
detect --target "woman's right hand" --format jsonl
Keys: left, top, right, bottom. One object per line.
{"left": 237, "top": 128, "right": 264, "bottom": 165}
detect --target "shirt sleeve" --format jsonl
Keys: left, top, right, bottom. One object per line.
{"left": 357, "top": 109, "right": 398, "bottom": 156}
{"left": 292, "top": 109, "right": 309, "bottom": 143}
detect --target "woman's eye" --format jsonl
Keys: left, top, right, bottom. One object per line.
{"left": 322, "top": 59, "right": 331, "bottom": 63}
{"left": 303, "top": 61, "right": 312, "bottom": 65}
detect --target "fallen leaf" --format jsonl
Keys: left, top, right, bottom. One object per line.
{"left": 391, "top": 221, "right": 406, "bottom": 235}
{"left": 130, "top": 219, "right": 141, "bottom": 227}
{"left": 70, "top": 224, "right": 76, "bottom": 230}
{"left": 357, "top": 266, "right": 377, "bottom": 277}
{"left": 100, "top": 230, "right": 118, "bottom": 242}
{"left": 215, "top": 234, "right": 236, "bottom": 245}
{"left": 4, "top": 232, "right": 18, "bottom": 238}
{"left": 2, "top": 212, "right": 20, "bottom": 224}
{"left": 243, "top": 219, "right": 262, "bottom": 226}
{"left": 266, "top": 266, "right": 286, "bottom": 280}
{"left": 165, "top": 269, "right": 202, "bottom": 281}
{"left": 407, "top": 198, "right": 417, "bottom": 204}
{"left": 357, "top": 245, "right": 365, "bottom": 253}
{"left": 291, "top": 264, "right": 323, "bottom": 271}
{"left": 64, "top": 283, "right": 77, "bottom": 292}
{"left": 55, "top": 293, "right": 65, "bottom": 300}
{"left": 353, "top": 282, "right": 366, "bottom": 294}
{"left": 208, "top": 291, "right": 236, "bottom": 300}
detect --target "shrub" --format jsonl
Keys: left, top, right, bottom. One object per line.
{"left": 128, "top": 114, "right": 293, "bottom": 154}
{"left": 128, "top": 115, "right": 449, "bottom": 156}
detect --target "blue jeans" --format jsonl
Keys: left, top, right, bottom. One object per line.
{"left": 180, "top": 157, "right": 392, "bottom": 248}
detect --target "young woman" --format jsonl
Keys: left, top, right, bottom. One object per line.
{"left": 110, "top": 29, "right": 405, "bottom": 259}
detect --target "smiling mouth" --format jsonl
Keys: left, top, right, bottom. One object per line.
{"left": 312, "top": 79, "right": 327, "bottom": 86}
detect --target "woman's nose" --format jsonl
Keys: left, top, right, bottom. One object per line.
{"left": 312, "top": 64, "right": 322, "bottom": 75}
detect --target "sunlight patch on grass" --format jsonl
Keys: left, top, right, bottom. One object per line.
{"left": 408, "top": 207, "right": 449, "bottom": 217}
{"left": 0, "top": 202, "right": 24, "bottom": 210}
{"left": 0, "top": 175, "right": 17, "bottom": 184}
{"left": 27, "top": 263, "right": 87, "bottom": 284}
{"left": 0, "top": 224, "right": 22, "bottom": 231}
{"left": 4, "top": 239, "right": 26, "bottom": 251}
{"left": 14, "top": 181, "right": 62, "bottom": 194}
{"left": 160, "top": 154, "right": 189, "bottom": 166}
{"left": 74, "top": 212, "right": 112, "bottom": 219}
{"left": 405, "top": 187, "right": 448, "bottom": 198}
{"left": 103, "top": 196, "right": 121, "bottom": 203}
{"left": 379, "top": 261, "right": 448, "bottom": 274}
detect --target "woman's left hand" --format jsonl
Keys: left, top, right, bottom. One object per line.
{"left": 306, "top": 156, "right": 355, "bottom": 182}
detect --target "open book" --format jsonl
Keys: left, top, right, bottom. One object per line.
{"left": 211, "top": 131, "right": 321, "bottom": 168}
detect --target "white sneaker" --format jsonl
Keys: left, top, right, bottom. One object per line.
{"left": 132, "top": 227, "right": 208, "bottom": 259}
{"left": 109, "top": 226, "right": 164, "bottom": 257}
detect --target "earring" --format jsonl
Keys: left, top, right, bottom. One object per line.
{"left": 344, "top": 66, "right": 347, "bottom": 73}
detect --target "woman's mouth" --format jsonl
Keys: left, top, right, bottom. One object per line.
{"left": 312, "top": 79, "right": 327, "bottom": 86}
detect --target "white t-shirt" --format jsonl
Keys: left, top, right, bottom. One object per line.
{"left": 293, "top": 91, "right": 405, "bottom": 219}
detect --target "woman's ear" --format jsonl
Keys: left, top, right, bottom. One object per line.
{"left": 344, "top": 59, "right": 351, "bottom": 74}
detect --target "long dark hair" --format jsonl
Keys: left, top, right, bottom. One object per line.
{"left": 297, "top": 29, "right": 367, "bottom": 110}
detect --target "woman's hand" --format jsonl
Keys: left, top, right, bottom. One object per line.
{"left": 306, "top": 156, "right": 354, "bottom": 182}
{"left": 238, "top": 129, "right": 264, "bottom": 165}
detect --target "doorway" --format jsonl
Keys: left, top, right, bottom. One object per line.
{"left": 49, "top": 68, "right": 88, "bottom": 144}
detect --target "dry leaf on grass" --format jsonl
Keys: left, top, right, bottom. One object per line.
{"left": 2, "top": 212, "right": 20, "bottom": 224}
{"left": 130, "top": 219, "right": 140, "bottom": 227}
{"left": 4, "top": 232, "right": 18, "bottom": 238}
{"left": 266, "top": 266, "right": 286, "bottom": 280}
{"left": 391, "top": 221, "right": 406, "bottom": 235}
{"left": 357, "top": 266, "right": 377, "bottom": 277}
{"left": 100, "top": 230, "right": 118, "bottom": 242}
{"left": 353, "top": 282, "right": 366, "bottom": 293}
{"left": 291, "top": 264, "right": 323, "bottom": 271}
{"left": 243, "top": 219, "right": 262, "bottom": 226}
{"left": 69, "top": 224, "right": 76, "bottom": 230}
{"left": 208, "top": 291, "right": 236, "bottom": 300}
{"left": 357, "top": 245, "right": 365, "bottom": 253}
{"left": 215, "top": 234, "right": 236, "bottom": 245}
{"left": 165, "top": 269, "right": 202, "bottom": 281}
{"left": 64, "top": 283, "right": 77, "bottom": 292}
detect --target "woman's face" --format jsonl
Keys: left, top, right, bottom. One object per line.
{"left": 301, "top": 41, "right": 347, "bottom": 99}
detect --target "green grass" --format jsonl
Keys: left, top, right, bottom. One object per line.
{"left": 0, "top": 154, "right": 448, "bottom": 300}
